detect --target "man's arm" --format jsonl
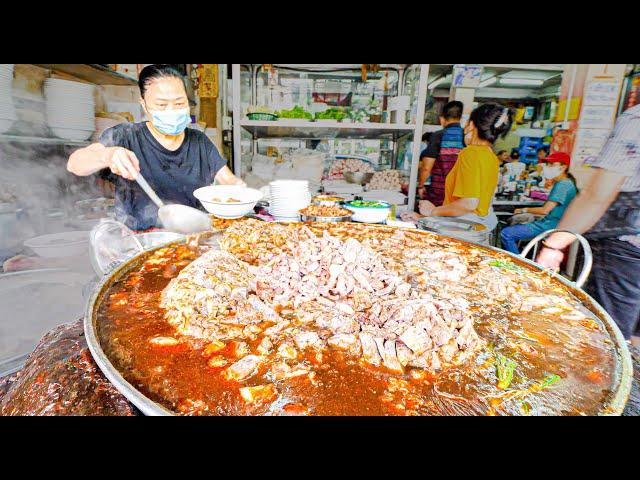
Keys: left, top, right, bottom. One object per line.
{"left": 536, "top": 169, "right": 626, "bottom": 270}
{"left": 544, "top": 169, "right": 626, "bottom": 247}
{"left": 214, "top": 165, "right": 246, "bottom": 186}
{"left": 418, "top": 157, "right": 436, "bottom": 190}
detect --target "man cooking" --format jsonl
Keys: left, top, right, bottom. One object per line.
{"left": 67, "top": 64, "right": 244, "bottom": 231}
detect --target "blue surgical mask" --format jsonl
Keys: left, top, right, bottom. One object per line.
{"left": 148, "top": 107, "right": 191, "bottom": 136}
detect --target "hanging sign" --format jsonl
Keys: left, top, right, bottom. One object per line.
{"left": 197, "top": 64, "right": 219, "bottom": 99}
{"left": 452, "top": 65, "right": 483, "bottom": 88}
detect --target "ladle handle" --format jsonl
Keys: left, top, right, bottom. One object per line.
{"left": 135, "top": 173, "right": 164, "bottom": 208}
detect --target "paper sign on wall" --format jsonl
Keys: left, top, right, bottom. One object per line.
{"left": 583, "top": 81, "right": 620, "bottom": 106}
{"left": 452, "top": 65, "right": 483, "bottom": 88}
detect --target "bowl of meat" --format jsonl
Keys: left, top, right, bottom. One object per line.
{"left": 194, "top": 185, "right": 263, "bottom": 219}
{"left": 299, "top": 205, "right": 352, "bottom": 222}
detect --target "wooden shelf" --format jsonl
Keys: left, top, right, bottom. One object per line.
{"left": 32, "top": 64, "right": 138, "bottom": 86}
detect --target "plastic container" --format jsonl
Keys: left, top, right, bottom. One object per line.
{"left": 247, "top": 112, "right": 278, "bottom": 121}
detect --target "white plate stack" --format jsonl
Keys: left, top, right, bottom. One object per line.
{"left": 44, "top": 78, "right": 96, "bottom": 141}
{"left": 269, "top": 180, "right": 311, "bottom": 221}
{"left": 0, "top": 64, "right": 16, "bottom": 134}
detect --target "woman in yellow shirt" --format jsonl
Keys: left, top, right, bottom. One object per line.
{"left": 417, "top": 103, "right": 514, "bottom": 230}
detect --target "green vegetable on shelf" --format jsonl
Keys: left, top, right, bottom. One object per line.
{"left": 495, "top": 353, "right": 517, "bottom": 390}
{"left": 315, "top": 107, "right": 349, "bottom": 121}
{"left": 277, "top": 105, "right": 313, "bottom": 119}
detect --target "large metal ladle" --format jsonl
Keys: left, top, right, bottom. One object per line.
{"left": 135, "top": 173, "right": 211, "bottom": 234}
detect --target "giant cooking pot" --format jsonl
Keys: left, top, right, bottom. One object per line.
{"left": 84, "top": 225, "right": 633, "bottom": 416}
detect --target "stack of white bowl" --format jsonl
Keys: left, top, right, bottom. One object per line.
{"left": 269, "top": 180, "right": 311, "bottom": 221}
{"left": 44, "top": 78, "right": 96, "bottom": 141}
{"left": 0, "top": 64, "right": 16, "bottom": 134}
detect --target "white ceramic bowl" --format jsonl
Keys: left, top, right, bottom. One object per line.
{"left": 193, "top": 185, "right": 263, "bottom": 219}
{"left": 24, "top": 231, "right": 90, "bottom": 258}
{"left": 344, "top": 201, "right": 392, "bottom": 224}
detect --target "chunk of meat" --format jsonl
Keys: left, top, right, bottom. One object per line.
{"left": 359, "top": 333, "right": 381, "bottom": 366}
{"left": 256, "top": 337, "right": 273, "bottom": 355}
{"left": 203, "top": 340, "right": 226, "bottom": 356}
{"left": 224, "top": 355, "right": 265, "bottom": 381}
{"left": 395, "top": 342, "right": 415, "bottom": 367}
{"left": 229, "top": 341, "right": 251, "bottom": 358}
{"left": 149, "top": 336, "right": 179, "bottom": 346}
{"left": 293, "top": 331, "right": 323, "bottom": 350}
{"left": 327, "top": 334, "right": 358, "bottom": 351}
{"left": 207, "top": 355, "right": 228, "bottom": 368}
{"left": 276, "top": 343, "right": 298, "bottom": 360}
{"left": 271, "top": 361, "right": 310, "bottom": 381}
{"left": 282, "top": 403, "right": 311, "bottom": 416}
{"left": 239, "top": 384, "right": 277, "bottom": 405}
{"left": 381, "top": 340, "right": 404, "bottom": 374}
{"left": 399, "top": 326, "right": 432, "bottom": 355}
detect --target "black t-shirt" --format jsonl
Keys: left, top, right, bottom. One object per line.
{"left": 99, "top": 123, "right": 227, "bottom": 230}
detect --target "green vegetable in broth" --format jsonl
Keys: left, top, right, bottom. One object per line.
{"left": 495, "top": 353, "right": 517, "bottom": 390}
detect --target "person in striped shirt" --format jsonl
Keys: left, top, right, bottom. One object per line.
{"left": 537, "top": 104, "right": 640, "bottom": 343}
{"left": 417, "top": 101, "right": 465, "bottom": 206}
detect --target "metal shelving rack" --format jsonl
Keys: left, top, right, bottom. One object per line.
{"left": 231, "top": 64, "right": 431, "bottom": 209}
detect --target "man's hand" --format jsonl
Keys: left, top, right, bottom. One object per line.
{"left": 418, "top": 200, "right": 436, "bottom": 216}
{"left": 103, "top": 147, "right": 140, "bottom": 180}
{"left": 417, "top": 187, "right": 426, "bottom": 199}
{"left": 535, "top": 246, "right": 564, "bottom": 271}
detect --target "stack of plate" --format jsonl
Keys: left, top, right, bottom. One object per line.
{"left": 44, "top": 78, "right": 96, "bottom": 141}
{"left": 0, "top": 64, "right": 16, "bottom": 134}
{"left": 269, "top": 180, "right": 311, "bottom": 221}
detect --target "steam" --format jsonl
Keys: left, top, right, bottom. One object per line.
{"left": 0, "top": 88, "right": 106, "bottom": 261}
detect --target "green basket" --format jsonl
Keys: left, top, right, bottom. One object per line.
{"left": 247, "top": 112, "right": 278, "bottom": 121}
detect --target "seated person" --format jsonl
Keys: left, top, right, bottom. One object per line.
{"left": 503, "top": 150, "right": 526, "bottom": 178}
{"left": 500, "top": 152, "right": 577, "bottom": 254}
{"left": 402, "top": 103, "right": 514, "bottom": 233}
{"left": 497, "top": 149, "right": 510, "bottom": 167}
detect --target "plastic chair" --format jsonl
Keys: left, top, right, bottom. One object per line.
{"left": 520, "top": 229, "right": 593, "bottom": 289}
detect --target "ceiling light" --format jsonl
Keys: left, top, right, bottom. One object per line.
{"left": 500, "top": 78, "right": 544, "bottom": 86}
{"left": 479, "top": 76, "right": 497, "bottom": 88}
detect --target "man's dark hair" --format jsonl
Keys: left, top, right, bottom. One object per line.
{"left": 537, "top": 147, "right": 548, "bottom": 154}
{"left": 497, "top": 150, "right": 507, "bottom": 156}
{"left": 441, "top": 101, "right": 463, "bottom": 121}
{"left": 138, "top": 64, "right": 186, "bottom": 99}
{"left": 422, "top": 132, "right": 433, "bottom": 143}
{"left": 510, "top": 149, "right": 520, "bottom": 159}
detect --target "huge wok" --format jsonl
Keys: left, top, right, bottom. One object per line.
{"left": 84, "top": 224, "right": 633, "bottom": 416}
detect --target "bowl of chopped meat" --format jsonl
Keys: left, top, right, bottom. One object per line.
{"left": 194, "top": 186, "right": 263, "bottom": 219}
{"left": 299, "top": 205, "right": 352, "bottom": 222}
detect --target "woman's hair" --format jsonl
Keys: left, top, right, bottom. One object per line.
{"left": 138, "top": 64, "right": 186, "bottom": 99}
{"left": 497, "top": 150, "right": 507, "bottom": 156}
{"left": 469, "top": 103, "right": 514, "bottom": 143}
{"left": 510, "top": 149, "right": 520, "bottom": 159}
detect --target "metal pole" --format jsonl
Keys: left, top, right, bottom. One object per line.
{"left": 407, "top": 64, "right": 430, "bottom": 212}
{"left": 231, "top": 64, "right": 242, "bottom": 176}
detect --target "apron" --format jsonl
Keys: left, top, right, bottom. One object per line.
{"left": 585, "top": 191, "right": 640, "bottom": 240}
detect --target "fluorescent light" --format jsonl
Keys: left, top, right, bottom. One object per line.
{"left": 500, "top": 78, "right": 544, "bottom": 86}
{"left": 479, "top": 76, "right": 497, "bottom": 88}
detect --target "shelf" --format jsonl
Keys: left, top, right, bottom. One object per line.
{"left": 0, "top": 134, "right": 91, "bottom": 147}
{"left": 32, "top": 64, "right": 138, "bottom": 86}
{"left": 423, "top": 124, "right": 443, "bottom": 134}
{"left": 240, "top": 119, "right": 416, "bottom": 139}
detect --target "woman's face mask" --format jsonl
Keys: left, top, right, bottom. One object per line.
{"left": 147, "top": 107, "right": 191, "bottom": 136}
{"left": 543, "top": 164, "right": 563, "bottom": 180}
